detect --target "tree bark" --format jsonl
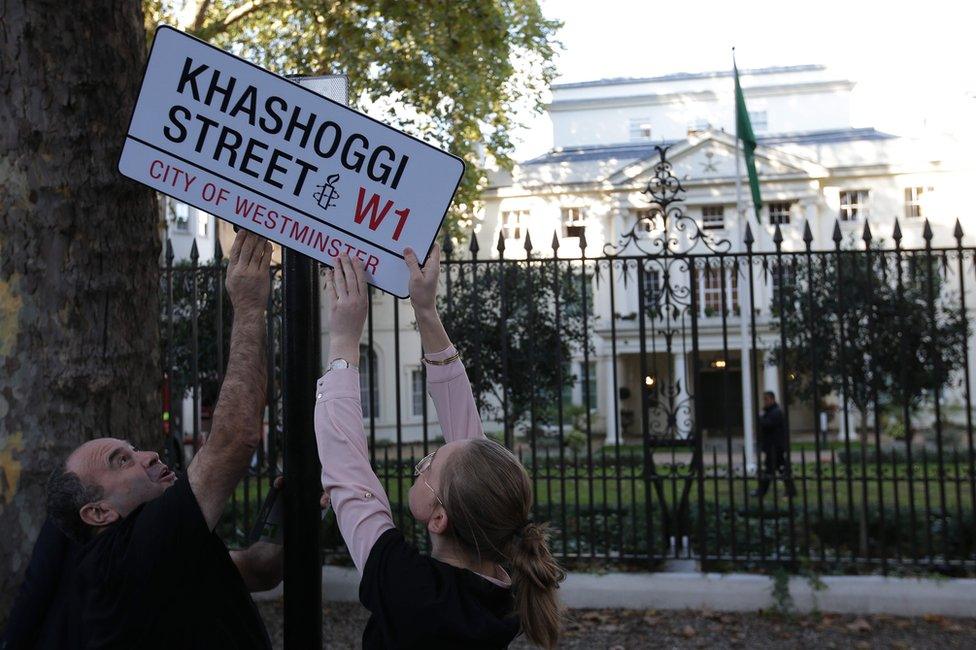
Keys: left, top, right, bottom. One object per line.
{"left": 0, "top": 0, "right": 159, "bottom": 622}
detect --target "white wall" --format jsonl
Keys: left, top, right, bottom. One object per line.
{"left": 550, "top": 67, "right": 854, "bottom": 148}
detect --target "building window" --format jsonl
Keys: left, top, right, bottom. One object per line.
{"left": 702, "top": 205, "right": 725, "bottom": 230}
{"left": 770, "top": 264, "right": 796, "bottom": 308}
{"left": 904, "top": 186, "right": 933, "bottom": 219}
{"left": 359, "top": 344, "right": 379, "bottom": 418}
{"left": 579, "top": 361, "right": 598, "bottom": 411}
{"left": 631, "top": 208, "right": 656, "bottom": 235}
{"left": 196, "top": 212, "right": 209, "bottom": 238}
{"left": 768, "top": 201, "right": 792, "bottom": 226}
{"left": 411, "top": 368, "right": 425, "bottom": 416}
{"left": 839, "top": 190, "right": 869, "bottom": 222}
{"left": 562, "top": 207, "right": 587, "bottom": 239}
{"left": 749, "top": 110, "right": 768, "bottom": 133}
{"left": 699, "top": 266, "right": 738, "bottom": 317}
{"left": 644, "top": 268, "right": 663, "bottom": 310}
{"left": 501, "top": 209, "right": 528, "bottom": 239}
{"left": 629, "top": 118, "right": 653, "bottom": 141}
{"left": 170, "top": 201, "right": 190, "bottom": 232}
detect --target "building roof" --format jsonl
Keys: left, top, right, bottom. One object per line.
{"left": 522, "top": 128, "right": 895, "bottom": 166}
{"left": 551, "top": 65, "right": 826, "bottom": 90}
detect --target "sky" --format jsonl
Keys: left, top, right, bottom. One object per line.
{"left": 511, "top": 0, "right": 976, "bottom": 160}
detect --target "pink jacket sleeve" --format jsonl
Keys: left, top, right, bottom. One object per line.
{"left": 425, "top": 345, "right": 485, "bottom": 442}
{"left": 314, "top": 369, "right": 394, "bottom": 575}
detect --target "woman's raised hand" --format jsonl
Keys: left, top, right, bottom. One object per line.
{"left": 325, "top": 254, "right": 367, "bottom": 365}
{"left": 404, "top": 244, "right": 440, "bottom": 315}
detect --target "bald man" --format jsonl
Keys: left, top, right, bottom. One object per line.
{"left": 40, "top": 230, "right": 277, "bottom": 649}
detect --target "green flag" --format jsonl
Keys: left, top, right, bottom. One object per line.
{"left": 734, "top": 64, "right": 762, "bottom": 220}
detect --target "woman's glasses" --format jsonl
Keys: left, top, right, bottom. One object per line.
{"left": 414, "top": 450, "right": 437, "bottom": 476}
{"left": 414, "top": 450, "right": 444, "bottom": 507}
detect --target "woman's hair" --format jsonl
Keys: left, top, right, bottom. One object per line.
{"left": 439, "top": 438, "right": 565, "bottom": 648}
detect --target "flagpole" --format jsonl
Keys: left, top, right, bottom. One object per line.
{"left": 734, "top": 49, "right": 758, "bottom": 474}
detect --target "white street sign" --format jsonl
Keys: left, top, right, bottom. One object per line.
{"left": 120, "top": 26, "right": 464, "bottom": 296}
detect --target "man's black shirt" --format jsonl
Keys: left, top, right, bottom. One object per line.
{"left": 360, "top": 529, "right": 520, "bottom": 649}
{"left": 759, "top": 402, "right": 787, "bottom": 449}
{"left": 1, "top": 518, "right": 82, "bottom": 650}
{"left": 75, "top": 475, "right": 271, "bottom": 649}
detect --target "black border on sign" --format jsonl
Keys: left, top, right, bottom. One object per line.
{"left": 120, "top": 24, "right": 465, "bottom": 293}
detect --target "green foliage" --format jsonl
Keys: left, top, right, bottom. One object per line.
{"left": 160, "top": 261, "right": 229, "bottom": 408}
{"left": 143, "top": 0, "right": 561, "bottom": 238}
{"left": 772, "top": 247, "right": 968, "bottom": 419}
{"left": 160, "top": 260, "right": 281, "bottom": 409}
{"left": 438, "top": 261, "right": 590, "bottom": 434}
{"left": 563, "top": 429, "right": 587, "bottom": 454}
{"left": 770, "top": 567, "right": 794, "bottom": 615}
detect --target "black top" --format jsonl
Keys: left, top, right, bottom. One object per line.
{"left": 1, "top": 518, "right": 82, "bottom": 650}
{"left": 360, "top": 529, "right": 520, "bottom": 649}
{"left": 74, "top": 475, "right": 271, "bottom": 650}
{"left": 759, "top": 402, "right": 787, "bottom": 449}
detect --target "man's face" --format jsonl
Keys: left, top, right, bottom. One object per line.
{"left": 763, "top": 394, "right": 775, "bottom": 408}
{"left": 67, "top": 437, "right": 177, "bottom": 528}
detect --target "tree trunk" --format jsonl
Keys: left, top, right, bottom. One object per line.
{"left": 0, "top": 0, "right": 159, "bottom": 622}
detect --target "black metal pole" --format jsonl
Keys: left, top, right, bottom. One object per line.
{"left": 282, "top": 249, "right": 322, "bottom": 648}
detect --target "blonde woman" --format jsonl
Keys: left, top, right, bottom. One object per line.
{"left": 315, "top": 246, "right": 564, "bottom": 648}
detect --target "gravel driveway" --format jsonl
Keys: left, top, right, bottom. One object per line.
{"left": 257, "top": 600, "right": 976, "bottom": 649}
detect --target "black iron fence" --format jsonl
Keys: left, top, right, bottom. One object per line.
{"left": 159, "top": 150, "right": 976, "bottom": 575}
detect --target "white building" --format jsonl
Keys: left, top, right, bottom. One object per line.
{"left": 162, "top": 195, "right": 218, "bottom": 263}
{"left": 473, "top": 64, "right": 972, "bottom": 456}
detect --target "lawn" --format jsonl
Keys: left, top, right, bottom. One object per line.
{"left": 220, "top": 446, "right": 975, "bottom": 571}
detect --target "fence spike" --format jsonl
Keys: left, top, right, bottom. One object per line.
{"left": 744, "top": 221, "right": 754, "bottom": 247}
{"left": 165, "top": 238, "right": 174, "bottom": 264}
{"left": 579, "top": 229, "right": 588, "bottom": 252}
{"left": 861, "top": 220, "right": 872, "bottom": 246}
{"left": 892, "top": 218, "right": 903, "bottom": 244}
{"left": 773, "top": 223, "right": 783, "bottom": 246}
{"left": 496, "top": 231, "right": 506, "bottom": 256}
{"left": 954, "top": 218, "right": 964, "bottom": 243}
{"left": 832, "top": 219, "right": 842, "bottom": 245}
{"left": 551, "top": 230, "right": 560, "bottom": 254}
{"left": 802, "top": 220, "right": 813, "bottom": 246}
{"left": 214, "top": 236, "right": 223, "bottom": 261}
{"left": 524, "top": 231, "right": 534, "bottom": 254}
{"left": 468, "top": 230, "right": 480, "bottom": 254}
{"left": 922, "top": 218, "right": 933, "bottom": 242}
{"left": 190, "top": 238, "right": 199, "bottom": 262}
{"left": 442, "top": 232, "right": 455, "bottom": 256}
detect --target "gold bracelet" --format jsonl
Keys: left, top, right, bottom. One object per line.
{"left": 422, "top": 351, "right": 461, "bottom": 366}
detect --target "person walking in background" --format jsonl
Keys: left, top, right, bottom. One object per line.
{"left": 752, "top": 391, "right": 797, "bottom": 500}
{"left": 316, "top": 246, "right": 565, "bottom": 649}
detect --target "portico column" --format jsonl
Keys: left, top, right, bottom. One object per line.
{"left": 603, "top": 354, "right": 621, "bottom": 445}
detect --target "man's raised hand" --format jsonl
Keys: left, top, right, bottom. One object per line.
{"left": 227, "top": 230, "right": 272, "bottom": 315}
{"left": 404, "top": 244, "right": 440, "bottom": 315}
{"left": 325, "top": 254, "right": 368, "bottom": 365}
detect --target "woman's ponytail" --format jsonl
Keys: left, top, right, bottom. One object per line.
{"left": 509, "top": 522, "right": 565, "bottom": 649}
{"left": 440, "top": 439, "right": 566, "bottom": 648}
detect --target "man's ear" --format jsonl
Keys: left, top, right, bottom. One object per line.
{"left": 79, "top": 501, "right": 121, "bottom": 528}
{"left": 427, "top": 506, "right": 450, "bottom": 536}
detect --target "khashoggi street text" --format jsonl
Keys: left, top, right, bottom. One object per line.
{"left": 161, "top": 57, "right": 411, "bottom": 200}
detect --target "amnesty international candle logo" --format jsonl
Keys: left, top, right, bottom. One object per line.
{"left": 313, "top": 173, "right": 341, "bottom": 212}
